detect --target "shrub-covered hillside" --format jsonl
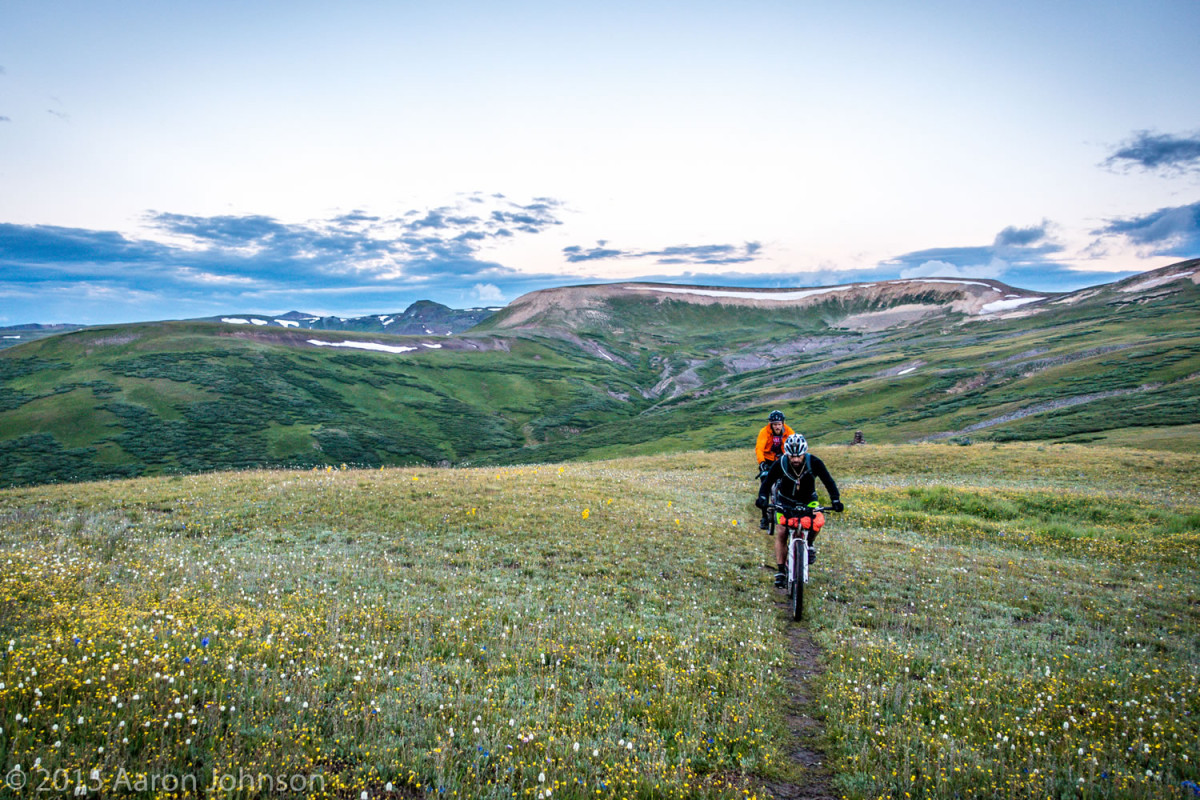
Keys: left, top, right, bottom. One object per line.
{"left": 1, "top": 262, "right": 1198, "bottom": 487}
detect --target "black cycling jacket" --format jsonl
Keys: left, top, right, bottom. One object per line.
{"left": 757, "top": 453, "right": 840, "bottom": 510}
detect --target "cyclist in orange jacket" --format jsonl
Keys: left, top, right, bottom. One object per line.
{"left": 755, "top": 410, "right": 794, "bottom": 529}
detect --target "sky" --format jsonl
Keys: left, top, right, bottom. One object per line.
{"left": 2, "top": 1, "right": 1200, "bottom": 325}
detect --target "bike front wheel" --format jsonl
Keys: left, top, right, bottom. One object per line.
{"left": 791, "top": 536, "right": 806, "bottom": 621}
{"left": 784, "top": 528, "right": 796, "bottom": 599}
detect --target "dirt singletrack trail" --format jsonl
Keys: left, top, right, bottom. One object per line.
{"left": 756, "top": 599, "right": 839, "bottom": 800}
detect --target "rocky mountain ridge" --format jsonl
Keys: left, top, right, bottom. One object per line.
{"left": 197, "top": 300, "right": 498, "bottom": 336}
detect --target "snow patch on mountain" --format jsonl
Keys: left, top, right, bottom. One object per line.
{"left": 1120, "top": 271, "right": 1195, "bottom": 293}
{"left": 630, "top": 285, "right": 855, "bottom": 301}
{"left": 305, "top": 338, "right": 451, "bottom": 354}
{"left": 980, "top": 297, "right": 1045, "bottom": 314}
{"left": 900, "top": 279, "right": 996, "bottom": 289}
{"left": 307, "top": 339, "right": 418, "bottom": 354}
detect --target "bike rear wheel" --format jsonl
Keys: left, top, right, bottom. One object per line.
{"left": 791, "top": 536, "right": 806, "bottom": 621}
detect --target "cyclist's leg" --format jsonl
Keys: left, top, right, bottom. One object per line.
{"left": 757, "top": 471, "right": 773, "bottom": 528}
{"left": 806, "top": 511, "right": 825, "bottom": 547}
{"left": 802, "top": 512, "right": 825, "bottom": 563}
{"left": 773, "top": 510, "right": 788, "bottom": 587}
{"left": 774, "top": 512, "right": 788, "bottom": 566}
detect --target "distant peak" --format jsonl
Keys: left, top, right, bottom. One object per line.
{"left": 404, "top": 300, "right": 452, "bottom": 312}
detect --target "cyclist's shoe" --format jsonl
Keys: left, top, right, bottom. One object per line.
{"left": 807, "top": 546, "right": 817, "bottom": 565}
{"left": 759, "top": 517, "right": 769, "bottom": 531}
{"left": 773, "top": 571, "right": 786, "bottom": 589}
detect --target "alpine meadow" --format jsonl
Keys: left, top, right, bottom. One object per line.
{"left": 1, "top": 262, "right": 1198, "bottom": 799}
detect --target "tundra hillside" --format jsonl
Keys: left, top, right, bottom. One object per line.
{"left": 0, "top": 443, "right": 1196, "bottom": 798}
{"left": 2, "top": 261, "right": 1198, "bottom": 487}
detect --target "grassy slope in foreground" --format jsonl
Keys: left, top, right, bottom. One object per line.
{"left": 1, "top": 443, "right": 1197, "bottom": 799}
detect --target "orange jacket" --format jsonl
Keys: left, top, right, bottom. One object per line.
{"left": 755, "top": 423, "right": 795, "bottom": 464}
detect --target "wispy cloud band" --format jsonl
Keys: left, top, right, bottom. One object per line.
{"left": 1094, "top": 201, "right": 1200, "bottom": 257}
{"left": 0, "top": 195, "right": 570, "bottom": 322}
{"left": 563, "top": 241, "right": 763, "bottom": 266}
{"left": 1104, "top": 130, "right": 1200, "bottom": 173}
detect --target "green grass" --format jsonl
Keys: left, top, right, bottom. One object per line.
{"left": 0, "top": 387, "right": 120, "bottom": 448}
{"left": 265, "top": 422, "right": 319, "bottom": 459}
{"left": 1, "top": 443, "right": 1197, "bottom": 798}
{"left": 815, "top": 490, "right": 1199, "bottom": 798}
{"left": 121, "top": 378, "right": 218, "bottom": 420}
{"left": 1067, "top": 424, "right": 1200, "bottom": 453}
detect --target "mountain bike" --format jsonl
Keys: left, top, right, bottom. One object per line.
{"left": 771, "top": 504, "right": 835, "bottom": 621}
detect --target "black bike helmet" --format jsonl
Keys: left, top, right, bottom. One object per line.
{"left": 768, "top": 410, "right": 785, "bottom": 423}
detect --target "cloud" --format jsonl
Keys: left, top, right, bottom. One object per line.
{"left": 1092, "top": 201, "right": 1200, "bottom": 257}
{"left": 409, "top": 209, "right": 457, "bottom": 229}
{"left": 151, "top": 213, "right": 298, "bottom": 247}
{"left": 882, "top": 244, "right": 1048, "bottom": 282}
{"left": 0, "top": 117, "right": 10, "bottom": 123}
{"left": 1104, "top": 130, "right": 1200, "bottom": 174}
{"left": 331, "top": 210, "right": 381, "bottom": 226}
{"left": 559, "top": 225, "right": 1125, "bottom": 293}
{"left": 172, "top": 267, "right": 262, "bottom": 286}
{"left": 1, "top": 195, "right": 572, "bottom": 324}
{"left": 563, "top": 240, "right": 763, "bottom": 266}
{"left": 899, "top": 258, "right": 1007, "bottom": 280}
{"left": 563, "top": 245, "right": 626, "bottom": 262}
{"left": 5, "top": 201, "right": 1170, "bottom": 326}
{"left": 993, "top": 222, "right": 1049, "bottom": 247}
{"left": 891, "top": 250, "right": 1010, "bottom": 281}
{"left": 469, "top": 283, "right": 506, "bottom": 304}
{"left": 649, "top": 243, "right": 762, "bottom": 265}
{"left": 618, "top": 256, "right": 1129, "bottom": 295}
{"left": 388, "top": 197, "right": 562, "bottom": 246}
{"left": 137, "top": 194, "right": 569, "bottom": 281}
{"left": 487, "top": 200, "right": 564, "bottom": 234}
{"left": 0, "top": 223, "right": 171, "bottom": 268}
{"left": 874, "top": 222, "right": 1062, "bottom": 284}
{"left": 868, "top": 222, "right": 1130, "bottom": 291}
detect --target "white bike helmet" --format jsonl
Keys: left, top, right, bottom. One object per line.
{"left": 781, "top": 434, "right": 809, "bottom": 479}
{"left": 782, "top": 433, "right": 807, "bottom": 458}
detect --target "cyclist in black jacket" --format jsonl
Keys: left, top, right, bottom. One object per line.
{"left": 755, "top": 433, "right": 844, "bottom": 588}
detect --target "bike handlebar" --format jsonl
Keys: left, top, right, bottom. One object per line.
{"left": 768, "top": 504, "right": 839, "bottom": 514}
